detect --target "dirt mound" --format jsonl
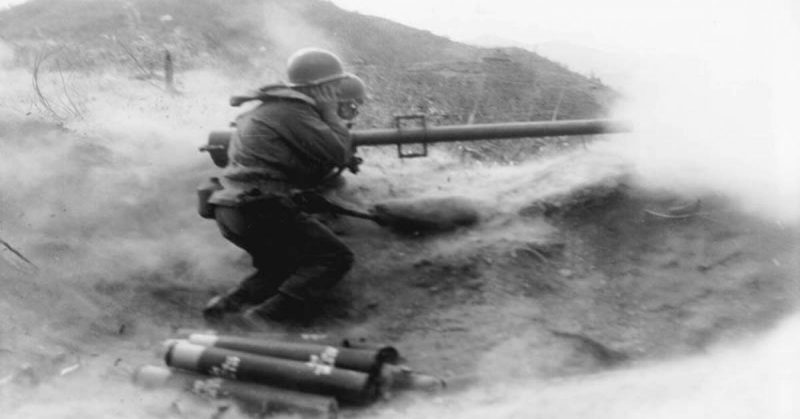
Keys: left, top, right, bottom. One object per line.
{"left": 0, "top": 123, "right": 797, "bottom": 418}
{"left": 371, "top": 196, "right": 483, "bottom": 233}
{"left": 334, "top": 182, "right": 799, "bottom": 388}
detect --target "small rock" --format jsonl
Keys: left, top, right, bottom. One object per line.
{"left": 558, "top": 269, "right": 574, "bottom": 278}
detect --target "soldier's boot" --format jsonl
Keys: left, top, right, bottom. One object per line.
{"left": 202, "top": 290, "right": 248, "bottom": 323}
{"left": 241, "top": 293, "right": 304, "bottom": 330}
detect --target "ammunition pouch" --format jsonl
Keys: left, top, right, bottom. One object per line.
{"left": 196, "top": 177, "right": 223, "bottom": 219}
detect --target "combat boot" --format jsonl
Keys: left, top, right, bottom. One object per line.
{"left": 241, "top": 293, "right": 304, "bottom": 330}
{"left": 202, "top": 290, "right": 248, "bottom": 323}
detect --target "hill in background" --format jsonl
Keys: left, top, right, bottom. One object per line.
{"left": 0, "top": 0, "right": 616, "bottom": 133}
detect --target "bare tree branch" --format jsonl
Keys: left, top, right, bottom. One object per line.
{"left": 56, "top": 58, "right": 84, "bottom": 119}
{"left": 31, "top": 49, "right": 65, "bottom": 121}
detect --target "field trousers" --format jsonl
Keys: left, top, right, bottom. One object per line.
{"left": 214, "top": 195, "right": 354, "bottom": 309}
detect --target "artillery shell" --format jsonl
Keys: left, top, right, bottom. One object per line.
{"left": 133, "top": 365, "right": 338, "bottom": 418}
{"left": 188, "top": 333, "right": 398, "bottom": 374}
{"left": 164, "top": 341, "right": 379, "bottom": 404}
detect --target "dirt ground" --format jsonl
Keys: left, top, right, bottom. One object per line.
{"left": 335, "top": 170, "right": 800, "bottom": 380}
{"left": 0, "top": 121, "right": 798, "bottom": 418}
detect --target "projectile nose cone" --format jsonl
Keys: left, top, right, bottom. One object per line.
{"left": 157, "top": 338, "right": 181, "bottom": 360}
{"left": 163, "top": 340, "right": 206, "bottom": 370}
{"left": 132, "top": 365, "right": 172, "bottom": 388}
{"left": 407, "top": 373, "right": 446, "bottom": 392}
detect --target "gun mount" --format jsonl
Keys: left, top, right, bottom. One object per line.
{"left": 201, "top": 116, "right": 630, "bottom": 168}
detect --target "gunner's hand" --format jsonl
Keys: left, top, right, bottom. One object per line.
{"left": 312, "top": 84, "right": 341, "bottom": 122}
{"left": 346, "top": 155, "right": 363, "bottom": 174}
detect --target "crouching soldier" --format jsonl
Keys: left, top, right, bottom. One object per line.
{"left": 202, "top": 47, "right": 367, "bottom": 326}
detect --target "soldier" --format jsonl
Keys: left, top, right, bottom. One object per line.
{"left": 203, "top": 48, "right": 366, "bottom": 326}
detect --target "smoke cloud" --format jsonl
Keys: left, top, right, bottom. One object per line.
{"left": 371, "top": 312, "right": 800, "bottom": 419}
{"left": 359, "top": 1, "right": 800, "bottom": 418}
{"left": 262, "top": 1, "right": 339, "bottom": 61}
{"left": 603, "top": 0, "right": 800, "bottom": 224}
{"left": 0, "top": 3, "right": 361, "bottom": 416}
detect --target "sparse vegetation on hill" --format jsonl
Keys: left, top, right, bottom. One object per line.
{"left": 0, "top": 0, "right": 616, "bottom": 138}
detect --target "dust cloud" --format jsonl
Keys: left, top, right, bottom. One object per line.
{"left": 261, "top": 1, "right": 339, "bottom": 60}
{"left": 370, "top": 2, "right": 800, "bottom": 418}
{"left": 0, "top": 3, "right": 355, "bottom": 417}
{"left": 1, "top": 67, "right": 241, "bottom": 273}
{"left": 603, "top": 0, "right": 800, "bottom": 224}
{"left": 447, "top": 2, "right": 799, "bottom": 418}
{"left": 0, "top": 37, "right": 264, "bottom": 413}
{"left": 372, "top": 313, "right": 800, "bottom": 419}
{"left": 0, "top": 0, "right": 342, "bottom": 323}
{"left": 0, "top": 40, "right": 12, "bottom": 65}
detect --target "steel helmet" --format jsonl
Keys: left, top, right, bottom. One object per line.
{"left": 286, "top": 47, "right": 347, "bottom": 86}
{"left": 337, "top": 73, "right": 367, "bottom": 104}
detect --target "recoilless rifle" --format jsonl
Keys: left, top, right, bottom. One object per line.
{"left": 199, "top": 115, "right": 630, "bottom": 231}
{"left": 201, "top": 115, "right": 630, "bottom": 168}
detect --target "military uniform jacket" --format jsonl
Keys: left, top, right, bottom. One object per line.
{"left": 209, "top": 87, "right": 352, "bottom": 207}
